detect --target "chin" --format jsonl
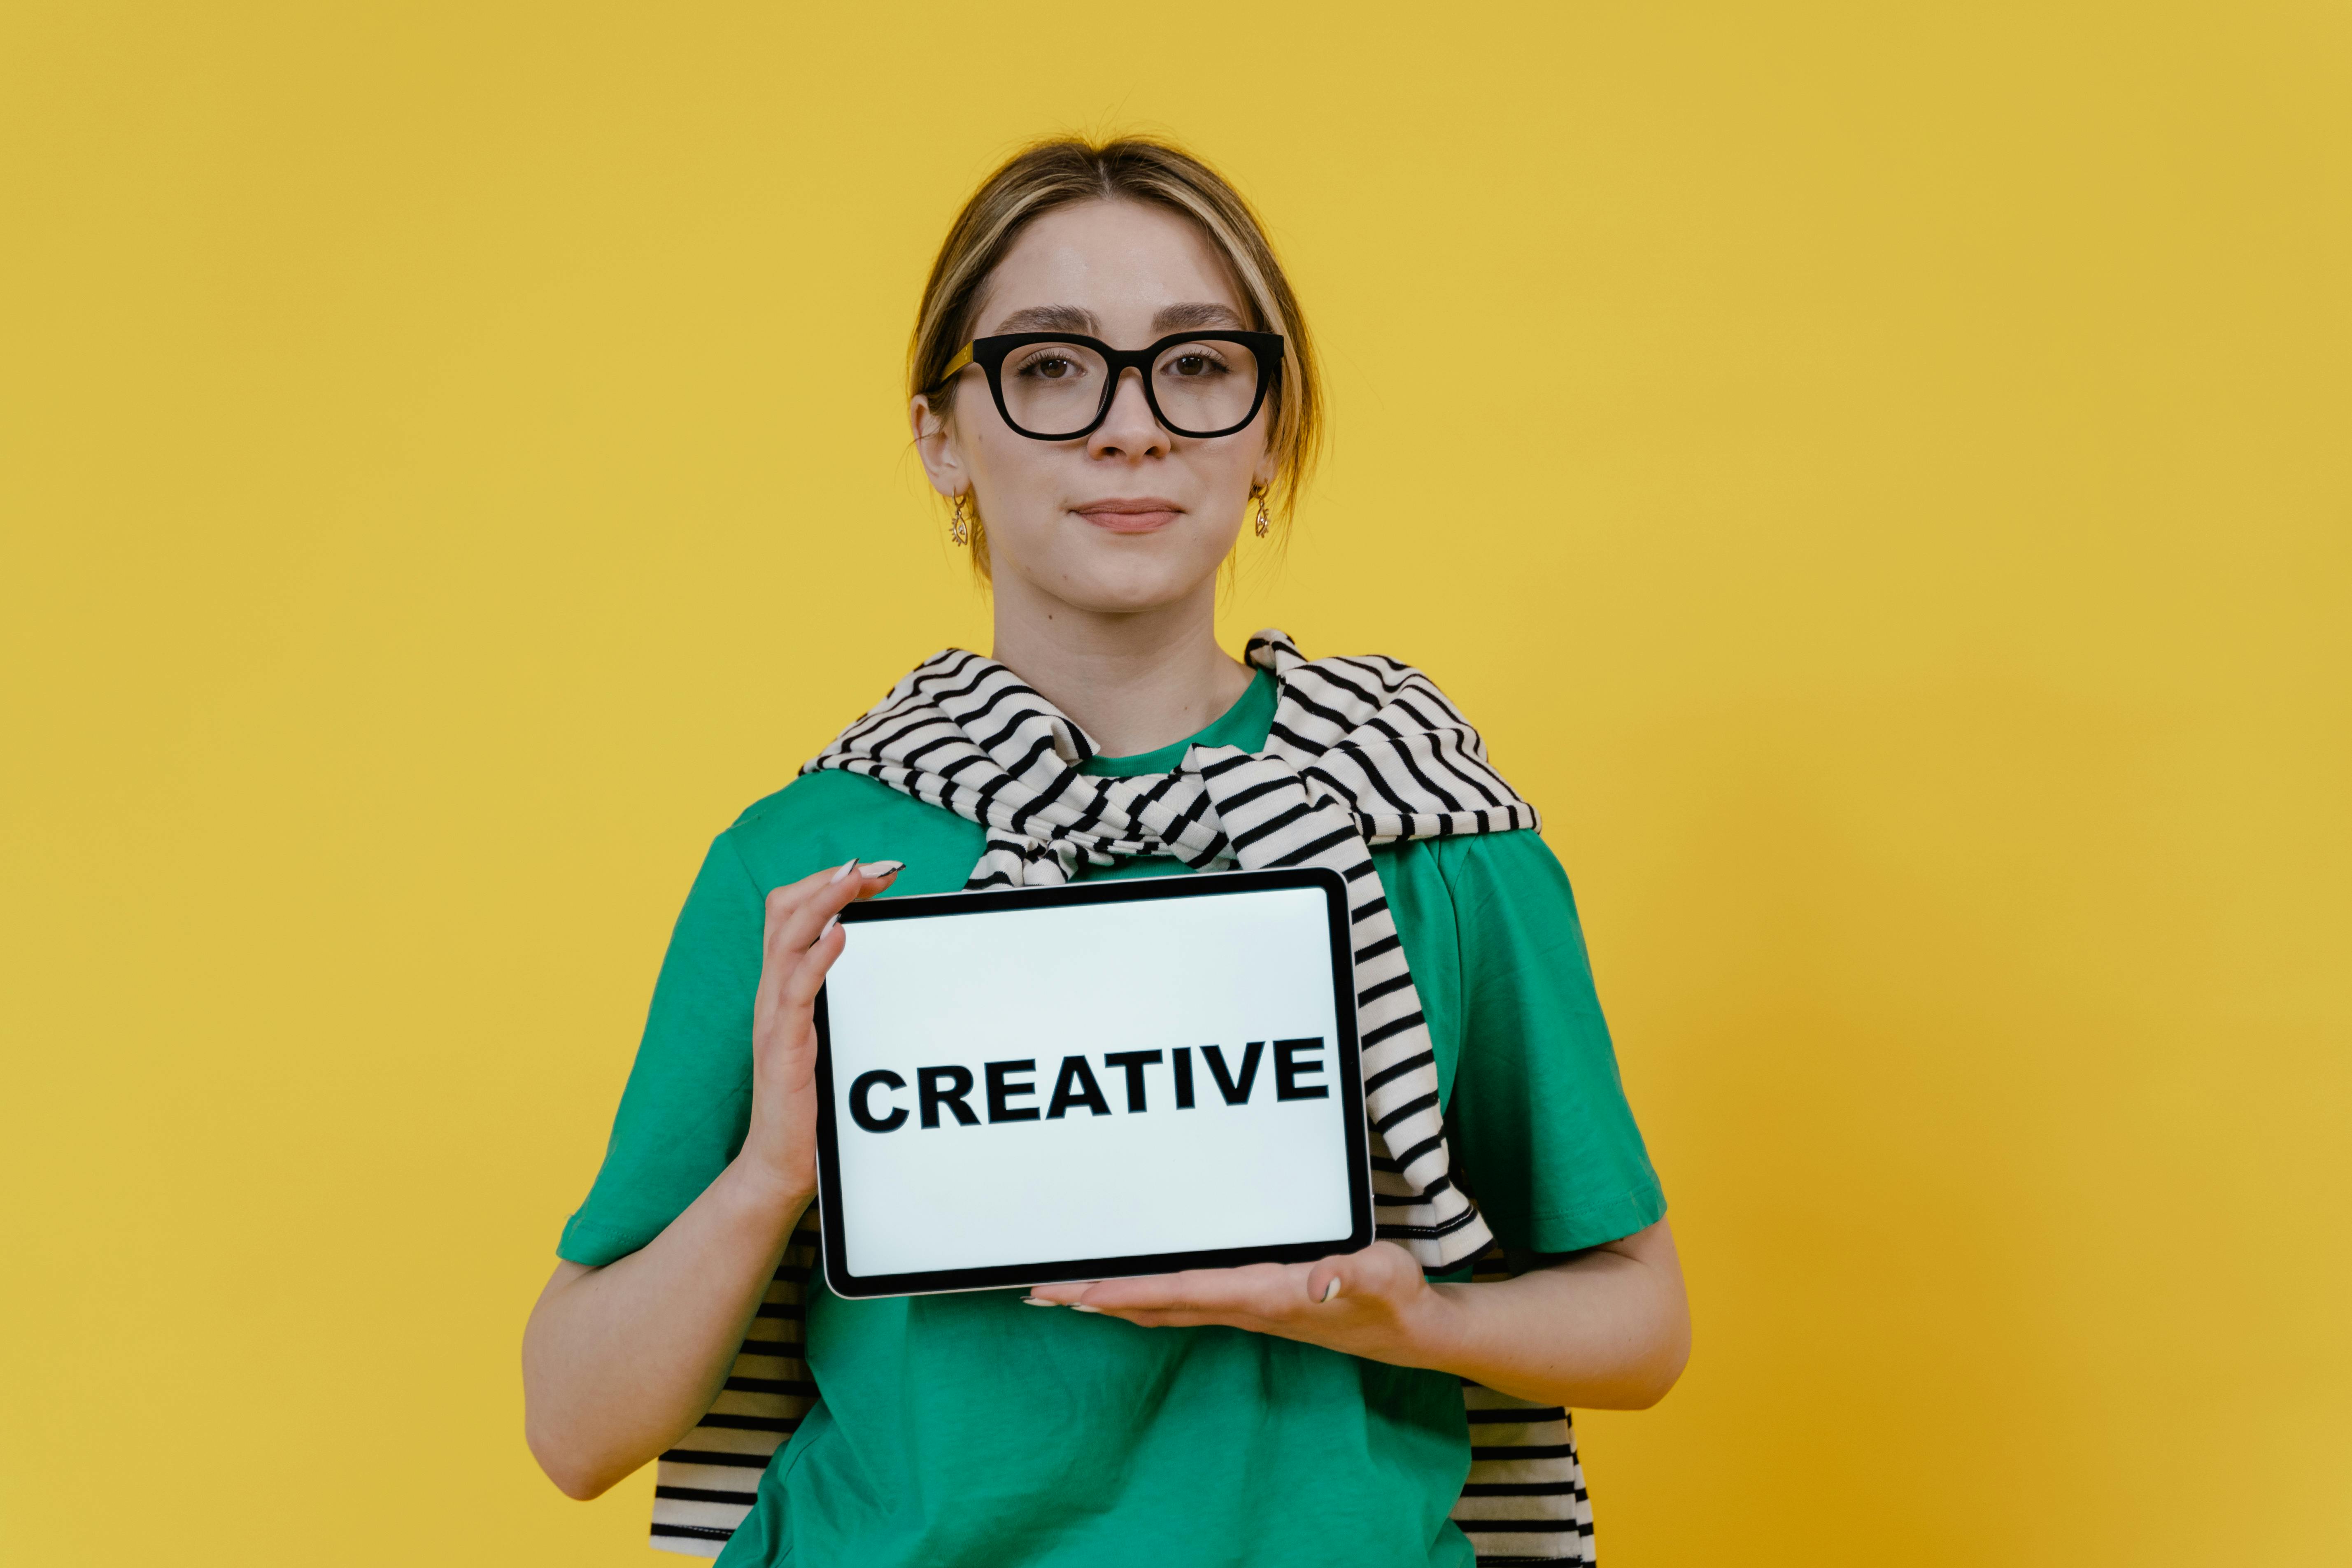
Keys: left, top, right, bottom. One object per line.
{"left": 1055, "top": 566, "right": 1211, "bottom": 615}
{"left": 1015, "top": 532, "right": 1232, "bottom": 615}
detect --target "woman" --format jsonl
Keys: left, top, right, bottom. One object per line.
{"left": 522, "top": 136, "right": 1689, "bottom": 1568}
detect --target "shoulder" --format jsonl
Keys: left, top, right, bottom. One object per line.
{"left": 1426, "top": 827, "right": 1570, "bottom": 879}
{"left": 727, "top": 768, "right": 913, "bottom": 839}
{"left": 719, "top": 769, "right": 985, "bottom": 895}
{"left": 1390, "top": 830, "right": 1582, "bottom": 923}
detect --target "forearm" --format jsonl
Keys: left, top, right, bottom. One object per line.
{"left": 522, "top": 1159, "right": 810, "bottom": 1498}
{"left": 1412, "top": 1223, "right": 1690, "bottom": 1409}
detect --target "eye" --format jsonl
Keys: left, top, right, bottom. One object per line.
{"left": 1164, "top": 349, "right": 1232, "bottom": 378}
{"left": 1012, "top": 350, "right": 1089, "bottom": 382}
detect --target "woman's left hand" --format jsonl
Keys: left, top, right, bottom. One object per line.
{"left": 1025, "top": 1219, "right": 1689, "bottom": 1410}
{"left": 1021, "top": 1241, "right": 1451, "bottom": 1368}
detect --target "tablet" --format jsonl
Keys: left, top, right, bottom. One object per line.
{"left": 811, "top": 867, "right": 1372, "bottom": 1299}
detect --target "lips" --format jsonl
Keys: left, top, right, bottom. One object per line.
{"left": 1073, "top": 498, "right": 1184, "bottom": 534}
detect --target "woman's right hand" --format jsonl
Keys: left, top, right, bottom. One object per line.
{"left": 735, "top": 857, "right": 903, "bottom": 1205}
{"left": 524, "top": 855, "right": 903, "bottom": 1500}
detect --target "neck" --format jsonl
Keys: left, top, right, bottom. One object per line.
{"left": 988, "top": 576, "right": 1252, "bottom": 758}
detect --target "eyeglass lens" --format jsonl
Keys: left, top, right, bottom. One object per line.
{"left": 999, "top": 339, "right": 1260, "bottom": 437}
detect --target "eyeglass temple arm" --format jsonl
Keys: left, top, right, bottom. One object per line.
{"left": 931, "top": 342, "right": 976, "bottom": 390}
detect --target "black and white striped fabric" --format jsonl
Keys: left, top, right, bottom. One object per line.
{"left": 649, "top": 1216, "right": 819, "bottom": 1554}
{"left": 646, "top": 629, "right": 1595, "bottom": 1562}
{"left": 1454, "top": 1242, "right": 1597, "bottom": 1565}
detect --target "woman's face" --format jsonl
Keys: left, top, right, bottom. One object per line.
{"left": 912, "top": 200, "right": 1275, "bottom": 615}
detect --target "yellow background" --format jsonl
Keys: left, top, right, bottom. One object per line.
{"left": 4, "top": 3, "right": 2346, "bottom": 1563}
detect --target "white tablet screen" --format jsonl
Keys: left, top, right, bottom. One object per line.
{"left": 815, "top": 872, "right": 1367, "bottom": 1295}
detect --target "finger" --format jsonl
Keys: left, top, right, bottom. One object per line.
{"left": 755, "top": 865, "right": 849, "bottom": 1020}
{"left": 1304, "top": 1248, "right": 1372, "bottom": 1305}
{"left": 761, "top": 858, "right": 903, "bottom": 946}
{"left": 1028, "top": 1273, "right": 1190, "bottom": 1310}
{"left": 760, "top": 859, "right": 865, "bottom": 937}
{"left": 1075, "top": 1263, "right": 1299, "bottom": 1317}
{"left": 767, "top": 859, "right": 886, "bottom": 960}
{"left": 771, "top": 859, "right": 860, "bottom": 957}
{"left": 776, "top": 920, "right": 848, "bottom": 1012}
{"left": 1309, "top": 1241, "right": 1426, "bottom": 1307}
{"left": 1058, "top": 1274, "right": 1193, "bottom": 1313}
{"left": 850, "top": 860, "right": 904, "bottom": 899}
{"left": 1023, "top": 1281, "right": 1097, "bottom": 1306}
{"left": 762, "top": 862, "right": 908, "bottom": 1028}
{"left": 1094, "top": 1308, "right": 1226, "bottom": 1330}
{"left": 753, "top": 867, "right": 856, "bottom": 1020}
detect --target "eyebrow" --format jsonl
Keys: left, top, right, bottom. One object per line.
{"left": 982, "top": 301, "right": 1249, "bottom": 338}
{"left": 990, "top": 304, "right": 1098, "bottom": 335}
{"left": 1152, "top": 302, "right": 1247, "bottom": 332}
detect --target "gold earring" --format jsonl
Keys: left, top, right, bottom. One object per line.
{"left": 950, "top": 493, "right": 971, "bottom": 546}
{"left": 1252, "top": 487, "right": 1271, "bottom": 538}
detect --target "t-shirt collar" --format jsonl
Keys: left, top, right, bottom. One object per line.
{"left": 1080, "top": 666, "right": 1278, "bottom": 778}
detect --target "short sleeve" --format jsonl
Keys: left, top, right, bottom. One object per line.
{"left": 1437, "top": 833, "right": 1665, "bottom": 1255}
{"left": 557, "top": 831, "right": 764, "bottom": 1266}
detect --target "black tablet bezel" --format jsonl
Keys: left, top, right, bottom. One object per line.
{"left": 811, "top": 866, "right": 1372, "bottom": 1300}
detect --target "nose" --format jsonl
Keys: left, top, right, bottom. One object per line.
{"left": 1085, "top": 365, "right": 1171, "bottom": 461}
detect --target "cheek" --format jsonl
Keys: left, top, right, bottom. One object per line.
{"left": 967, "top": 429, "right": 1057, "bottom": 515}
{"left": 1214, "top": 421, "right": 1277, "bottom": 493}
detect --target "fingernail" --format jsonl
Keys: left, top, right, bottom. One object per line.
{"left": 1069, "top": 1303, "right": 1102, "bottom": 1314}
{"left": 1321, "top": 1278, "right": 1342, "bottom": 1303}
{"left": 822, "top": 914, "right": 838, "bottom": 936}
{"left": 829, "top": 857, "right": 858, "bottom": 884}
{"left": 860, "top": 860, "right": 904, "bottom": 878}
{"left": 1021, "top": 1295, "right": 1060, "bottom": 1307}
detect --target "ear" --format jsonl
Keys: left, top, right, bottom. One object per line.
{"left": 911, "top": 395, "right": 968, "bottom": 499}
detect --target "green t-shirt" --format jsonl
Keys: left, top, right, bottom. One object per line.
{"left": 561, "top": 668, "right": 1664, "bottom": 1568}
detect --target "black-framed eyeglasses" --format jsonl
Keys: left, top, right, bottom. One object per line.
{"left": 933, "top": 330, "right": 1283, "bottom": 441}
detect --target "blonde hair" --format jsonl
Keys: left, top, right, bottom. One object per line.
{"left": 911, "top": 136, "right": 1323, "bottom": 580}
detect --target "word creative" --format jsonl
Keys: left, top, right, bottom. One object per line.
{"left": 847, "top": 1039, "right": 1330, "bottom": 1134}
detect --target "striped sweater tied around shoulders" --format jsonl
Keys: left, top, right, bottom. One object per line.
{"left": 807, "top": 627, "right": 1526, "bottom": 1266}
{"left": 644, "top": 630, "right": 1597, "bottom": 1564}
